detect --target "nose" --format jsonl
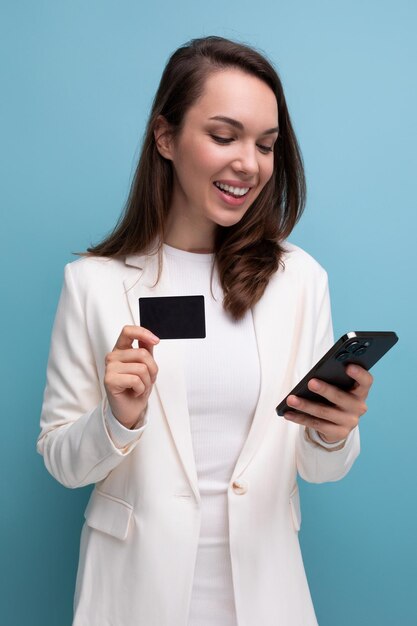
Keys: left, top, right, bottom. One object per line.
{"left": 232, "top": 142, "right": 259, "bottom": 177}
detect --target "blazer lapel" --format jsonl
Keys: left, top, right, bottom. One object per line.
{"left": 232, "top": 268, "right": 301, "bottom": 480}
{"left": 123, "top": 248, "right": 200, "bottom": 502}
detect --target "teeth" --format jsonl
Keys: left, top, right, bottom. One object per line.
{"left": 215, "top": 182, "right": 250, "bottom": 197}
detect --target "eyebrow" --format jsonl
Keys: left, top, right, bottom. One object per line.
{"left": 208, "top": 115, "right": 279, "bottom": 135}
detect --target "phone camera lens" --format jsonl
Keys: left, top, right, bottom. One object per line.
{"left": 336, "top": 351, "right": 350, "bottom": 361}
{"left": 346, "top": 341, "right": 360, "bottom": 353}
{"left": 353, "top": 346, "right": 367, "bottom": 356}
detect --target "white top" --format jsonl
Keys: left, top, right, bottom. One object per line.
{"left": 161, "top": 243, "right": 260, "bottom": 626}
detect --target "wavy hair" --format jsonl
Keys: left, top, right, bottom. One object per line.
{"left": 83, "top": 36, "right": 306, "bottom": 320}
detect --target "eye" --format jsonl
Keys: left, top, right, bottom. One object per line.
{"left": 210, "top": 134, "right": 274, "bottom": 153}
{"left": 210, "top": 134, "right": 234, "bottom": 144}
{"left": 257, "top": 144, "right": 274, "bottom": 154}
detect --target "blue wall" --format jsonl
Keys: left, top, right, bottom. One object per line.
{"left": 1, "top": 1, "right": 416, "bottom": 624}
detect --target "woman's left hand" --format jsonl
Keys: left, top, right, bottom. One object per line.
{"left": 283, "top": 364, "right": 374, "bottom": 443}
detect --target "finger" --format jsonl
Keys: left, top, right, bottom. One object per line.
{"left": 286, "top": 394, "right": 346, "bottom": 426}
{"left": 107, "top": 348, "right": 159, "bottom": 381}
{"left": 113, "top": 325, "right": 159, "bottom": 351}
{"left": 345, "top": 365, "right": 374, "bottom": 398}
{"left": 108, "top": 362, "right": 153, "bottom": 389}
{"left": 306, "top": 379, "right": 364, "bottom": 415}
{"left": 283, "top": 411, "right": 349, "bottom": 442}
{"left": 105, "top": 373, "right": 146, "bottom": 397}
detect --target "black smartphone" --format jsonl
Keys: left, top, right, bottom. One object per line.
{"left": 276, "top": 331, "right": 398, "bottom": 416}
{"left": 139, "top": 295, "right": 206, "bottom": 339}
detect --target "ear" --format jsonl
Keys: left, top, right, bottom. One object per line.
{"left": 154, "top": 115, "right": 174, "bottom": 160}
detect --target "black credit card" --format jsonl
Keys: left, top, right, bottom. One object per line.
{"left": 139, "top": 295, "right": 206, "bottom": 339}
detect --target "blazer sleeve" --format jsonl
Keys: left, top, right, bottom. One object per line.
{"left": 295, "top": 267, "right": 360, "bottom": 483}
{"left": 36, "top": 263, "right": 145, "bottom": 489}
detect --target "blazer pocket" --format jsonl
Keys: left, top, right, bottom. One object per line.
{"left": 289, "top": 486, "right": 302, "bottom": 532}
{"left": 84, "top": 489, "right": 133, "bottom": 540}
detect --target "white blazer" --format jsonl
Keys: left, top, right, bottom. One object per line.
{"left": 37, "top": 242, "right": 360, "bottom": 626}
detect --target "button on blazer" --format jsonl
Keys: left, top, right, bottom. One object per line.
{"left": 37, "top": 242, "right": 360, "bottom": 626}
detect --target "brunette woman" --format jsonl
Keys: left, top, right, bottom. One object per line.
{"left": 38, "top": 36, "right": 372, "bottom": 626}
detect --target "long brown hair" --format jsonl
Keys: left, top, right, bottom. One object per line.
{"left": 83, "top": 36, "right": 306, "bottom": 320}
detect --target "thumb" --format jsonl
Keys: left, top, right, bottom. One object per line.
{"left": 138, "top": 339, "right": 154, "bottom": 355}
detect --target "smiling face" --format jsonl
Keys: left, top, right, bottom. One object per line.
{"left": 155, "top": 68, "right": 279, "bottom": 252}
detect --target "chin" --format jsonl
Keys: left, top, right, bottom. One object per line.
{"left": 211, "top": 210, "right": 247, "bottom": 228}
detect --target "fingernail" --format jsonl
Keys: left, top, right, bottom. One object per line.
{"left": 151, "top": 334, "right": 160, "bottom": 343}
{"left": 348, "top": 365, "right": 358, "bottom": 374}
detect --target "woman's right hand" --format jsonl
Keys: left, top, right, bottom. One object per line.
{"left": 104, "top": 325, "right": 160, "bottom": 429}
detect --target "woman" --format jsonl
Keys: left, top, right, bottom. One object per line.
{"left": 37, "top": 36, "right": 372, "bottom": 626}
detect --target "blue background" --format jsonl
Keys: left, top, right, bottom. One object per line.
{"left": 1, "top": 1, "right": 416, "bottom": 624}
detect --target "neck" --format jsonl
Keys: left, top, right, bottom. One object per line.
{"left": 163, "top": 209, "right": 215, "bottom": 253}
{"left": 164, "top": 239, "right": 214, "bottom": 254}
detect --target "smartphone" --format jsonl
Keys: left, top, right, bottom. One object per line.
{"left": 276, "top": 331, "right": 398, "bottom": 416}
{"left": 139, "top": 295, "right": 206, "bottom": 339}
